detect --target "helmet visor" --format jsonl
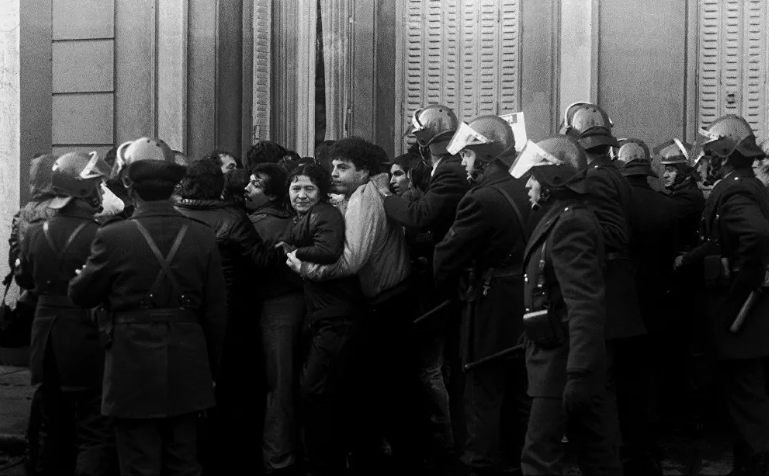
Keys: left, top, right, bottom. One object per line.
{"left": 499, "top": 112, "right": 528, "bottom": 152}
{"left": 509, "top": 140, "right": 564, "bottom": 179}
{"left": 80, "top": 151, "right": 111, "bottom": 180}
{"left": 446, "top": 122, "right": 493, "bottom": 156}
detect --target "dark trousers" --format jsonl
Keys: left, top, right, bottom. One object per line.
{"left": 37, "top": 385, "right": 114, "bottom": 476}
{"left": 356, "top": 291, "right": 424, "bottom": 467}
{"left": 114, "top": 413, "right": 201, "bottom": 475}
{"left": 606, "top": 337, "right": 657, "bottom": 472}
{"left": 462, "top": 357, "right": 530, "bottom": 474}
{"left": 414, "top": 319, "right": 454, "bottom": 459}
{"left": 521, "top": 395, "right": 622, "bottom": 475}
{"left": 722, "top": 358, "right": 769, "bottom": 470}
{"left": 300, "top": 314, "right": 363, "bottom": 475}
{"left": 260, "top": 292, "right": 305, "bottom": 473}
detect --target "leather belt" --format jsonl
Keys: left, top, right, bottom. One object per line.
{"left": 114, "top": 308, "right": 198, "bottom": 325}
{"left": 38, "top": 295, "right": 77, "bottom": 308}
{"left": 605, "top": 252, "right": 630, "bottom": 261}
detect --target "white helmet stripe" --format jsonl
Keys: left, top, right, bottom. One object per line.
{"left": 446, "top": 122, "right": 493, "bottom": 156}
{"left": 509, "top": 140, "right": 563, "bottom": 179}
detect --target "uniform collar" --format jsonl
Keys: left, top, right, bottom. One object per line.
{"left": 57, "top": 200, "right": 98, "bottom": 219}
{"left": 133, "top": 200, "right": 183, "bottom": 219}
{"left": 479, "top": 166, "right": 510, "bottom": 187}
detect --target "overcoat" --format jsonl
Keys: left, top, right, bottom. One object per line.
{"left": 433, "top": 167, "right": 531, "bottom": 362}
{"left": 383, "top": 155, "right": 471, "bottom": 243}
{"left": 586, "top": 157, "right": 646, "bottom": 339}
{"left": 626, "top": 178, "right": 678, "bottom": 333}
{"left": 522, "top": 200, "right": 607, "bottom": 397}
{"left": 16, "top": 202, "right": 102, "bottom": 390}
{"left": 68, "top": 201, "right": 227, "bottom": 418}
{"left": 687, "top": 168, "right": 769, "bottom": 360}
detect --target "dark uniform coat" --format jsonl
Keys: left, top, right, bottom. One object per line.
{"left": 68, "top": 201, "right": 227, "bottom": 418}
{"left": 15, "top": 202, "right": 102, "bottom": 390}
{"left": 626, "top": 177, "right": 678, "bottom": 333}
{"left": 682, "top": 168, "right": 769, "bottom": 360}
{"left": 669, "top": 177, "right": 706, "bottom": 252}
{"left": 522, "top": 200, "right": 607, "bottom": 397}
{"left": 383, "top": 155, "right": 470, "bottom": 243}
{"left": 433, "top": 167, "right": 531, "bottom": 362}
{"left": 587, "top": 157, "right": 646, "bottom": 340}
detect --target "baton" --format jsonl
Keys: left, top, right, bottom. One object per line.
{"left": 730, "top": 290, "right": 760, "bottom": 333}
{"left": 463, "top": 343, "right": 525, "bottom": 372}
{"left": 413, "top": 300, "right": 451, "bottom": 325}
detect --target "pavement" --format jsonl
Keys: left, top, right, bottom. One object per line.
{"left": 0, "top": 345, "right": 740, "bottom": 475}
{"left": 0, "top": 346, "right": 32, "bottom": 475}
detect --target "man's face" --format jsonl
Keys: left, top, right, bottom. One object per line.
{"left": 220, "top": 155, "right": 237, "bottom": 174}
{"left": 662, "top": 165, "right": 679, "bottom": 189}
{"left": 331, "top": 158, "right": 369, "bottom": 197}
{"left": 460, "top": 148, "right": 478, "bottom": 182}
{"left": 753, "top": 158, "right": 769, "bottom": 187}
{"left": 244, "top": 173, "right": 270, "bottom": 210}
{"left": 526, "top": 175, "right": 542, "bottom": 209}
{"left": 390, "top": 164, "right": 410, "bottom": 196}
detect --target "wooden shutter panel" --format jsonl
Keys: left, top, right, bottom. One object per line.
{"left": 252, "top": 0, "right": 271, "bottom": 141}
{"left": 498, "top": 0, "right": 519, "bottom": 115}
{"left": 743, "top": 0, "right": 767, "bottom": 134}
{"left": 698, "top": 0, "right": 768, "bottom": 135}
{"left": 397, "top": 0, "right": 521, "bottom": 152}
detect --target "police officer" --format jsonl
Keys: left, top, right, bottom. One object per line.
{"left": 433, "top": 115, "right": 531, "bottom": 476}
{"left": 373, "top": 104, "right": 471, "bottom": 468}
{"left": 656, "top": 138, "right": 708, "bottom": 433}
{"left": 619, "top": 142, "right": 681, "bottom": 472}
{"left": 15, "top": 151, "right": 114, "bottom": 475}
{"left": 657, "top": 139, "right": 706, "bottom": 246}
{"left": 676, "top": 115, "right": 769, "bottom": 475}
{"left": 68, "top": 137, "right": 227, "bottom": 475}
{"left": 562, "top": 103, "right": 648, "bottom": 473}
{"left": 377, "top": 104, "right": 471, "bottom": 242}
{"left": 511, "top": 135, "right": 621, "bottom": 475}
{"left": 618, "top": 140, "right": 677, "bottom": 333}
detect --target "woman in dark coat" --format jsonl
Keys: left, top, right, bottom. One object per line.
{"left": 282, "top": 164, "right": 367, "bottom": 476}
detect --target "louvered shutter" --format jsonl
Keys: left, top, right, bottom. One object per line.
{"left": 697, "top": 0, "right": 768, "bottom": 136}
{"left": 252, "top": 0, "right": 271, "bottom": 141}
{"left": 396, "top": 0, "right": 520, "bottom": 153}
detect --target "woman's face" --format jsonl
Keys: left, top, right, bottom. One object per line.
{"left": 389, "top": 164, "right": 410, "bottom": 196}
{"left": 289, "top": 175, "right": 321, "bottom": 215}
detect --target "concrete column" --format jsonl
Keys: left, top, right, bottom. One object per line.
{"left": 558, "top": 0, "right": 599, "bottom": 116}
{"left": 0, "top": 0, "right": 20, "bottom": 288}
{"left": 295, "top": 0, "right": 317, "bottom": 156}
{"left": 157, "top": 0, "right": 188, "bottom": 152}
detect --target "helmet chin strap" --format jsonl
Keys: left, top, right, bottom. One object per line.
{"left": 466, "top": 158, "right": 488, "bottom": 184}
{"left": 531, "top": 188, "right": 551, "bottom": 211}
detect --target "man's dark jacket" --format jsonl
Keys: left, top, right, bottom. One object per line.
{"left": 16, "top": 201, "right": 102, "bottom": 390}
{"left": 522, "top": 199, "right": 607, "bottom": 397}
{"left": 249, "top": 202, "right": 302, "bottom": 299}
{"left": 68, "top": 201, "right": 227, "bottom": 418}
{"left": 433, "top": 166, "right": 531, "bottom": 362}
{"left": 383, "top": 155, "right": 470, "bottom": 243}
{"left": 586, "top": 156, "right": 646, "bottom": 340}
{"left": 625, "top": 177, "right": 678, "bottom": 333}
{"left": 681, "top": 168, "right": 769, "bottom": 360}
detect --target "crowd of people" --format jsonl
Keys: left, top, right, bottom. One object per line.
{"left": 4, "top": 100, "right": 769, "bottom": 476}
